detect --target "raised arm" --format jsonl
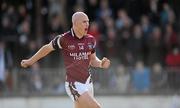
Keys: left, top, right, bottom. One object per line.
{"left": 21, "top": 42, "right": 55, "bottom": 68}
{"left": 89, "top": 53, "right": 110, "bottom": 69}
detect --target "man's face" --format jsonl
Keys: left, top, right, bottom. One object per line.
{"left": 75, "top": 15, "right": 89, "bottom": 36}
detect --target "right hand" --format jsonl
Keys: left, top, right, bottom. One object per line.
{"left": 101, "top": 57, "right": 110, "bottom": 69}
{"left": 21, "top": 59, "right": 32, "bottom": 68}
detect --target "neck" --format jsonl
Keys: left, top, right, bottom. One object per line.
{"left": 72, "top": 27, "right": 83, "bottom": 39}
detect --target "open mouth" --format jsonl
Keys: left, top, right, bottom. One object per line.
{"left": 85, "top": 28, "right": 88, "bottom": 31}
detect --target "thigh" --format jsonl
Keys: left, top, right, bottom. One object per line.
{"left": 75, "top": 92, "right": 101, "bottom": 108}
{"left": 65, "top": 81, "right": 94, "bottom": 102}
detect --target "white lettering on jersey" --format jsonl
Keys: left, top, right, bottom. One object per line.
{"left": 68, "top": 45, "right": 75, "bottom": 50}
{"left": 78, "top": 45, "right": 84, "bottom": 50}
{"left": 70, "top": 52, "right": 91, "bottom": 60}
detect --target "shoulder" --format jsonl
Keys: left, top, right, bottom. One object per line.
{"left": 56, "top": 30, "right": 71, "bottom": 40}
{"left": 86, "top": 34, "right": 96, "bottom": 49}
{"left": 86, "top": 34, "right": 95, "bottom": 38}
{"left": 63, "top": 31, "right": 71, "bottom": 37}
{"left": 86, "top": 34, "right": 96, "bottom": 46}
{"left": 85, "top": 34, "right": 96, "bottom": 41}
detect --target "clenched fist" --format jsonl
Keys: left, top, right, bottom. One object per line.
{"left": 21, "top": 59, "right": 32, "bottom": 68}
{"left": 101, "top": 57, "right": 110, "bottom": 69}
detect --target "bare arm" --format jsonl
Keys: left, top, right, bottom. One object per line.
{"left": 90, "top": 53, "right": 110, "bottom": 69}
{"left": 21, "top": 42, "right": 55, "bottom": 68}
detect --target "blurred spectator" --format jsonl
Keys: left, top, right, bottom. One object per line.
{"left": 131, "top": 61, "right": 151, "bottom": 93}
{"left": 48, "top": 0, "right": 62, "bottom": 17}
{"left": 140, "top": 15, "right": 153, "bottom": 39}
{"left": 164, "top": 24, "right": 178, "bottom": 51}
{"left": 146, "top": 26, "right": 165, "bottom": 65}
{"left": 106, "top": 28, "right": 116, "bottom": 57}
{"left": 18, "top": 5, "right": 28, "bottom": 23}
{"left": 149, "top": 0, "right": 158, "bottom": 14}
{"left": 160, "top": 3, "right": 176, "bottom": 27}
{"left": 1, "top": 10, "right": 18, "bottom": 39}
{"left": 104, "top": 16, "right": 114, "bottom": 32}
{"left": 151, "top": 63, "right": 167, "bottom": 91}
{"left": 108, "top": 67, "right": 118, "bottom": 91}
{"left": 73, "top": 0, "right": 85, "bottom": 12}
{"left": 96, "top": 0, "right": 112, "bottom": 20}
{"left": 166, "top": 47, "right": 180, "bottom": 90}
{"left": 30, "top": 63, "right": 42, "bottom": 92}
{"left": 98, "top": 17, "right": 115, "bottom": 57}
{"left": 47, "top": 14, "right": 63, "bottom": 41}
{"left": 166, "top": 47, "right": 180, "bottom": 67}
{"left": 116, "top": 64, "right": 130, "bottom": 93}
{"left": 1, "top": 5, "right": 18, "bottom": 35}
{"left": 85, "top": 0, "right": 99, "bottom": 21}
{"left": 18, "top": 16, "right": 31, "bottom": 45}
{"left": 115, "top": 9, "right": 132, "bottom": 32}
{"left": 117, "top": 29, "right": 132, "bottom": 65}
{"left": 96, "top": 0, "right": 113, "bottom": 36}
{"left": 0, "top": 42, "right": 6, "bottom": 93}
{"left": 148, "top": 0, "right": 159, "bottom": 24}
{"left": 0, "top": 41, "right": 13, "bottom": 93}
{"left": 127, "top": 24, "right": 144, "bottom": 64}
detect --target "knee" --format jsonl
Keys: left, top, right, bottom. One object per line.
{"left": 93, "top": 103, "right": 101, "bottom": 108}
{"left": 96, "top": 104, "right": 101, "bottom": 108}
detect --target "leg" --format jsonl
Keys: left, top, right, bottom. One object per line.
{"left": 74, "top": 91, "right": 101, "bottom": 108}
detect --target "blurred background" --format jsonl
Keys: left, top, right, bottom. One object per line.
{"left": 0, "top": 0, "right": 180, "bottom": 108}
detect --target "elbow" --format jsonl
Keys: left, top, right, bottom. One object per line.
{"left": 90, "top": 60, "right": 96, "bottom": 67}
{"left": 89, "top": 61, "right": 93, "bottom": 67}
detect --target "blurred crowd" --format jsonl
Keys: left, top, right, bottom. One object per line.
{"left": 0, "top": 0, "right": 180, "bottom": 95}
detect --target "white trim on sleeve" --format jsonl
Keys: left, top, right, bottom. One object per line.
{"left": 57, "top": 35, "right": 63, "bottom": 49}
{"left": 93, "top": 39, "right": 96, "bottom": 48}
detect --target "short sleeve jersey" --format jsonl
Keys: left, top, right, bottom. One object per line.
{"left": 52, "top": 29, "right": 96, "bottom": 83}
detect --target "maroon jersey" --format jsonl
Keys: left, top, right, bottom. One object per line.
{"left": 52, "top": 29, "right": 96, "bottom": 83}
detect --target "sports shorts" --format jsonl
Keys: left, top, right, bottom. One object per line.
{"left": 65, "top": 76, "right": 94, "bottom": 101}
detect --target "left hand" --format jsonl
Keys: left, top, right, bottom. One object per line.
{"left": 101, "top": 57, "right": 110, "bottom": 69}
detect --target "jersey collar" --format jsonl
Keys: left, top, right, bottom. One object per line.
{"left": 71, "top": 28, "right": 75, "bottom": 37}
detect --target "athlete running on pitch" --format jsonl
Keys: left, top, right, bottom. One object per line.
{"left": 21, "top": 12, "right": 110, "bottom": 108}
